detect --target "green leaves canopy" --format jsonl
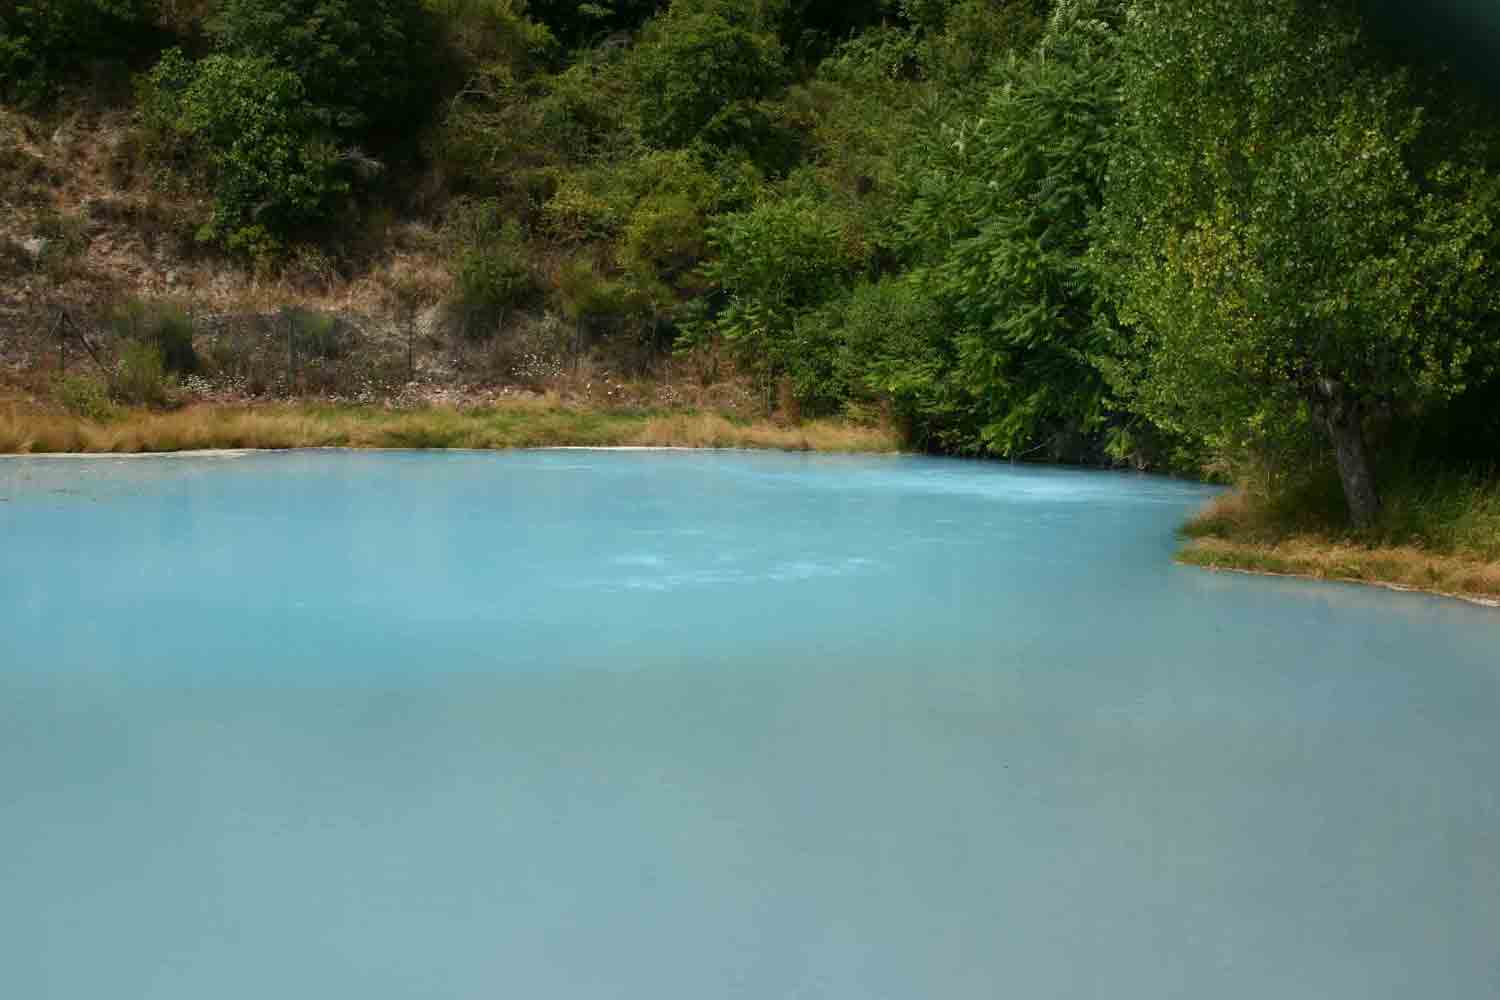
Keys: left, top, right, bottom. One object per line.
{"left": 1095, "top": 0, "right": 1500, "bottom": 457}
{"left": 141, "top": 50, "right": 350, "bottom": 255}
{"left": 209, "top": 0, "right": 437, "bottom": 134}
{"left": 898, "top": 0, "right": 1123, "bottom": 457}
{"left": 631, "top": 0, "right": 786, "bottom": 149}
{"left": 0, "top": 0, "right": 159, "bottom": 103}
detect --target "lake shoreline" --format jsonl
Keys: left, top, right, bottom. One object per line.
{"left": 1177, "top": 485, "right": 1500, "bottom": 607}
{"left": 1178, "top": 536, "right": 1500, "bottom": 608}
{"left": 12, "top": 401, "right": 1498, "bottom": 608}
{"left": 0, "top": 400, "right": 900, "bottom": 455}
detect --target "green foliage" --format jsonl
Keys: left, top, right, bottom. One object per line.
{"left": 110, "top": 339, "right": 172, "bottom": 406}
{"left": 816, "top": 25, "right": 921, "bottom": 85}
{"left": 539, "top": 58, "right": 631, "bottom": 156}
{"left": 1094, "top": 0, "right": 1500, "bottom": 493}
{"left": 558, "top": 258, "right": 650, "bottom": 320}
{"left": 139, "top": 50, "right": 351, "bottom": 255}
{"left": 630, "top": 0, "right": 787, "bottom": 150}
{"left": 446, "top": 198, "right": 536, "bottom": 339}
{"left": 455, "top": 248, "right": 535, "bottom": 337}
{"left": 911, "top": 0, "right": 1047, "bottom": 85}
{"left": 544, "top": 147, "right": 752, "bottom": 246}
{"left": 694, "top": 193, "right": 860, "bottom": 393}
{"left": 53, "top": 374, "right": 118, "bottom": 421}
{"left": 892, "top": 0, "right": 1124, "bottom": 458}
{"left": 112, "top": 300, "right": 198, "bottom": 374}
{"left": 209, "top": 0, "right": 438, "bottom": 135}
{"left": 761, "top": 1, "right": 1127, "bottom": 455}
{"left": 422, "top": 0, "right": 559, "bottom": 196}
{"left": 528, "top": 0, "right": 663, "bottom": 48}
{"left": 620, "top": 192, "right": 704, "bottom": 278}
{"left": 790, "top": 277, "right": 953, "bottom": 426}
{"left": 8, "top": 0, "right": 1500, "bottom": 517}
{"left": 428, "top": 0, "right": 556, "bottom": 73}
{"left": 0, "top": 0, "right": 159, "bottom": 104}
{"left": 272, "top": 308, "right": 344, "bottom": 361}
{"left": 614, "top": 150, "right": 733, "bottom": 279}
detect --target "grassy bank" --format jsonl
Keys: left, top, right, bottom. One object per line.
{"left": 0, "top": 400, "right": 900, "bottom": 455}
{"left": 1179, "top": 476, "right": 1500, "bottom": 603}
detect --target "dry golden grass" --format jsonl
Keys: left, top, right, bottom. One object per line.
{"left": 1178, "top": 488, "right": 1500, "bottom": 604}
{"left": 1179, "top": 536, "right": 1500, "bottom": 604}
{"left": 627, "top": 412, "right": 896, "bottom": 452}
{"left": 0, "top": 401, "right": 900, "bottom": 456}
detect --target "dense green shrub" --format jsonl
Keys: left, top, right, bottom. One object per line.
{"left": 614, "top": 150, "right": 728, "bottom": 279}
{"left": 455, "top": 247, "right": 535, "bottom": 337}
{"left": 787, "top": 278, "right": 952, "bottom": 431}
{"left": 630, "top": 0, "right": 787, "bottom": 149}
{"left": 816, "top": 25, "right": 921, "bottom": 85}
{"left": 208, "top": 0, "right": 438, "bottom": 136}
{"left": 110, "top": 339, "right": 172, "bottom": 406}
{"left": 112, "top": 300, "right": 198, "bottom": 373}
{"left": 915, "top": 0, "right": 1046, "bottom": 83}
{"left": 446, "top": 199, "right": 536, "bottom": 339}
{"left": 692, "top": 193, "right": 860, "bottom": 397}
{"left": 534, "top": 55, "right": 637, "bottom": 160}
{"left": 138, "top": 50, "right": 350, "bottom": 255}
{"left": 53, "top": 374, "right": 118, "bottom": 421}
{"left": 619, "top": 192, "right": 704, "bottom": 279}
{"left": 0, "top": 0, "right": 160, "bottom": 104}
{"left": 429, "top": 0, "right": 556, "bottom": 74}
{"left": 558, "top": 258, "right": 651, "bottom": 323}
{"left": 893, "top": 0, "right": 1124, "bottom": 458}
{"left": 528, "top": 0, "right": 663, "bottom": 49}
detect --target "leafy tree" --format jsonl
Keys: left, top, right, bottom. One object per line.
{"left": 896, "top": 0, "right": 1123, "bottom": 458}
{"left": 773, "top": 0, "right": 893, "bottom": 65}
{"left": 0, "top": 0, "right": 159, "bottom": 103}
{"left": 429, "top": 0, "right": 556, "bottom": 73}
{"left": 1095, "top": 0, "right": 1500, "bottom": 525}
{"left": 693, "top": 193, "right": 860, "bottom": 401}
{"left": 616, "top": 150, "right": 727, "bottom": 282}
{"left": 208, "top": 0, "right": 437, "bottom": 135}
{"left": 140, "top": 50, "right": 350, "bottom": 256}
{"left": 790, "top": 276, "right": 956, "bottom": 427}
{"left": 909, "top": 0, "right": 1047, "bottom": 85}
{"left": 630, "top": 0, "right": 787, "bottom": 149}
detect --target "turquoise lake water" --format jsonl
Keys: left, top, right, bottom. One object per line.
{"left": 2, "top": 449, "right": 1497, "bottom": 999}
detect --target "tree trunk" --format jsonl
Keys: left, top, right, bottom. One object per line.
{"left": 1309, "top": 380, "right": 1381, "bottom": 529}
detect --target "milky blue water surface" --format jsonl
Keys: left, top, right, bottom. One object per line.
{"left": 2, "top": 450, "right": 1497, "bottom": 1000}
